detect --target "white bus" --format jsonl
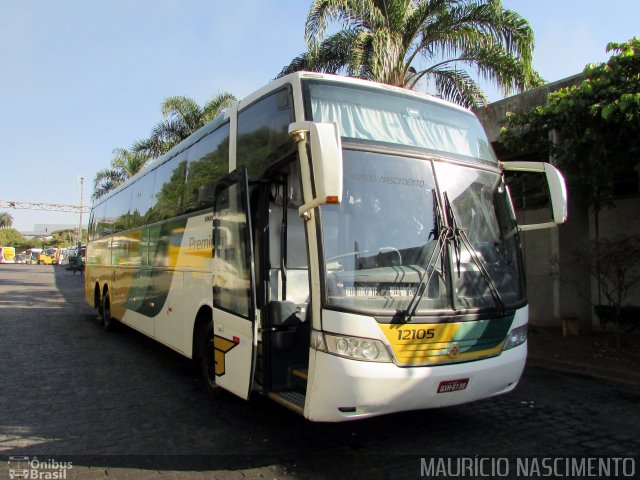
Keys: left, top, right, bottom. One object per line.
{"left": 86, "top": 72, "right": 566, "bottom": 422}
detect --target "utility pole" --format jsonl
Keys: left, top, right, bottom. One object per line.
{"left": 78, "top": 176, "right": 84, "bottom": 246}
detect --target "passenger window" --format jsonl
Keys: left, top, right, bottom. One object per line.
{"left": 131, "top": 172, "right": 156, "bottom": 226}
{"left": 185, "top": 124, "right": 230, "bottom": 212}
{"left": 236, "top": 89, "right": 295, "bottom": 179}
{"left": 88, "top": 210, "right": 96, "bottom": 240}
{"left": 92, "top": 202, "right": 107, "bottom": 238}
{"left": 111, "top": 187, "right": 133, "bottom": 233}
{"left": 148, "top": 154, "right": 187, "bottom": 222}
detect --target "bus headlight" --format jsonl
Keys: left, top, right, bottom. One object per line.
{"left": 316, "top": 332, "right": 391, "bottom": 362}
{"left": 503, "top": 325, "right": 527, "bottom": 350}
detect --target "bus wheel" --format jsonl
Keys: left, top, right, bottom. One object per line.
{"left": 94, "top": 286, "right": 102, "bottom": 323}
{"left": 101, "top": 291, "right": 117, "bottom": 331}
{"left": 200, "top": 321, "right": 220, "bottom": 394}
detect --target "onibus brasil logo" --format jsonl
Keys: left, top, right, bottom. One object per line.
{"left": 7, "top": 457, "right": 72, "bottom": 479}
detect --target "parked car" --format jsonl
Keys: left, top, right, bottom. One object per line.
{"left": 14, "top": 253, "right": 27, "bottom": 264}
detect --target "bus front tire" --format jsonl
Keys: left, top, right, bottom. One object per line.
{"left": 101, "top": 291, "right": 117, "bottom": 331}
{"left": 200, "top": 321, "right": 220, "bottom": 394}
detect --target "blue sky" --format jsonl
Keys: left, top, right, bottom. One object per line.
{"left": 1, "top": 0, "right": 638, "bottom": 232}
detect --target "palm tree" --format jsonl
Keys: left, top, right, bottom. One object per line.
{"left": 278, "top": 0, "right": 542, "bottom": 107}
{"left": 92, "top": 148, "right": 150, "bottom": 200}
{"left": 93, "top": 92, "right": 236, "bottom": 200}
{"left": 0, "top": 212, "right": 13, "bottom": 229}
{"left": 132, "top": 92, "right": 236, "bottom": 158}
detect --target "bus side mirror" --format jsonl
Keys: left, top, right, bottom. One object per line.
{"left": 289, "top": 121, "right": 343, "bottom": 216}
{"left": 501, "top": 161, "right": 568, "bottom": 231}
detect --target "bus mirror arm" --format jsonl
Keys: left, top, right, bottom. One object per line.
{"left": 289, "top": 121, "right": 343, "bottom": 216}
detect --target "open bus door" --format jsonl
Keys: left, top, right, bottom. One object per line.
{"left": 210, "top": 167, "right": 258, "bottom": 399}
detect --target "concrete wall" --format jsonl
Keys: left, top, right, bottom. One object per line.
{"left": 475, "top": 74, "right": 583, "bottom": 144}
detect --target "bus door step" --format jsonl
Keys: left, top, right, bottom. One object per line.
{"left": 267, "top": 391, "right": 305, "bottom": 415}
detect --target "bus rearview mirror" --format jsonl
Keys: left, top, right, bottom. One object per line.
{"left": 289, "top": 121, "right": 343, "bottom": 215}
{"left": 501, "top": 161, "right": 568, "bottom": 231}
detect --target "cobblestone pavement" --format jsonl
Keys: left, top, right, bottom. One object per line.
{"left": 1, "top": 265, "right": 639, "bottom": 479}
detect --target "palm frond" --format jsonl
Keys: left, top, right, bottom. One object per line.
{"left": 161, "top": 96, "right": 201, "bottom": 121}
{"left": 422, "top": 67, "right": 488, "bottom": 108}
{"left": 202, "top": 92, "right": 236, "bottom": 123}
{"left": 305, "top": 0, "right": 385, "bottom": 51}
{"left": 417, "top": 1, "right": 537, "bottom": 84}
{"left": 278, "top": 29, "right": 365, "bottom": 78}
{"left": 92, "top": 167, "right": 126, "bottom": 200}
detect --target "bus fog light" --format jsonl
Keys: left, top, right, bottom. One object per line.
{"left": 324, "top": 333, "right": 391, "bottom": 362}
{"left": 503, "top": 325, "right": 527, "bottom": 350}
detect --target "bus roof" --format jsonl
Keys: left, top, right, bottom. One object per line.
{"left": 93, "top": 72, "right": 474, "bottom": 207}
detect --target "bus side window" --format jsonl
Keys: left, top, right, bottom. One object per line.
{"left": 111, "top": 186, "right": 133, "bottom": 234}
{"left": 236, "top": 88, "right": 295, "bottom": 179}
{"left": 149, "top": 154, "right": 187, "bottom": 222}
{"left": 131, "top": 172, "right": 155, "bottom": 227}
{"left": 185, "top": 124, "right": 230, "bottom": 213}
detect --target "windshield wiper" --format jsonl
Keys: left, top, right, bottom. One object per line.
{"left": 401, "top": 191, "right": 449, "bottom": 322}
{"left": 443, "top": 193, "right": 506, "bottom": 316}
{"left": 400, "top": 227, "right": 449, "bottom": 322}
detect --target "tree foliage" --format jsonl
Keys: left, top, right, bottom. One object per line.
{"left": 499, "top": 38, "right": 640, "bottom": 214}
{"left": 93, "top": 92, "right": 236, "bottom": 200}
{"left": 132, "top": 93, "right": 236, "bottom": 159}
{"left": 50, "top": 229, "right": 77, "bottom": 247}
{"left": 0, "top": 228, "right": 24, "bottom": 246}
{"left": 93, "top": 148, "right": 150, "bottom": 200}
{"left": 278, "top": 0, "right": 542, "bottom": 107}
{"left": 0, "top": 212, "right": 14, "bottom": 229}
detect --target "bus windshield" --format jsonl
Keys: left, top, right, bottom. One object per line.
{"left": 305, "top": 80, "right": 497, "bottom": 166}
{"left": 319, "top": 151, "right": 524, "bottom": 315}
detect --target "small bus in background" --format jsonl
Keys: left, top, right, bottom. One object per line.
{"left": 0, "top": 246, "right": 16, "bottom": 263}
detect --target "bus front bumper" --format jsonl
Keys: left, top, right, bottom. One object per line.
{"left": 304, "top": 343, "right": 526, "bottom": 422}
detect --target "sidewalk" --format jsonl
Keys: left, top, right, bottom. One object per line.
{"left": 526, "top": 324, "right": 640, "bottom": 390}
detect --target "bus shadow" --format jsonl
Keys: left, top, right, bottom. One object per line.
{"left": 52, "top": 265, "right": 89, "bottom": 307}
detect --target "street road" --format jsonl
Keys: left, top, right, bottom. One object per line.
{"left": 1, "top": 264, "right": 639, "bottom": 479}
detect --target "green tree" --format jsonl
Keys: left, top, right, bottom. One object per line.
{"left": 499, "top": 38, "right": 640, "bottom": 236}
{"left": 500, "top": 38, "right": 640, "bottom": 339}
{"left": 132, "top": 93, "right": 236, "bottom": 158}
{"left": 0, "top": 212, "right": 14, "bottom": 229}
{"left": 278, "top": 0, "right": 542, "bottom": 107}
{"left": 0, "top": 228, "right": 24, "bottom": 246}
{"left": 93, "top": 148, "right": 150, "bottom": 200}
{"left": 51, "top": 229, "right": 75, "bottom": 247}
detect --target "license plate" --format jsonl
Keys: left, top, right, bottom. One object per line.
{"left": 437, "top": 378, "right": 469, "bottom": 393}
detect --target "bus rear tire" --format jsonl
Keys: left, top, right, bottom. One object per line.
{"left": 200, "top": 321, "right": 220, "bottom": 394}
{"left": 101, "top": 291, "right": 117, "bottom": 331}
